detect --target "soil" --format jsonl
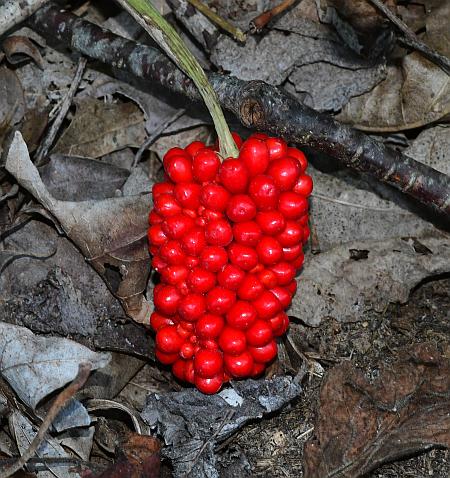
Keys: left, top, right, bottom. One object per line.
{"left": 218, "top": 277, "right": 450, "bottom": 477}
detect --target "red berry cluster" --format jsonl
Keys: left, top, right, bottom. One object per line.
{"left": 147, "top": 133, "right": 312, "bottom": 394}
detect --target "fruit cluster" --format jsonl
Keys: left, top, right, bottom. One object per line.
{"left": 147, "top": 133, "right": 312, "bottom": 394}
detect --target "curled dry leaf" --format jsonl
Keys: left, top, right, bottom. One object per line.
{"left": 304, "top": 343, "right": 450, "bottom": 478}
{"left": 2, "top": 35, "right": 44, "bottom": 69}
{"left": 5, "top": 131, "right": 151, "bottom": 323}
{"left": 0, "top": 67, "right": 25, "bottom": 150}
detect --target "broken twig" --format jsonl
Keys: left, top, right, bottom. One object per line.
{"left": 0, "top": 0, "right": 50, "bottom": 36}
{"left": 0, "top": 363, "right": 92, "bottom": 478}
{"left": 250, "top": 0, "right": 297, "bottom": 33}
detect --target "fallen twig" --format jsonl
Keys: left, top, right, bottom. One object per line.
{"left": 367, "top": 0, "right": 450, "bottom": 75}
{"left": 0, "top": 0, "right": 51, "bottom": 37}
{"left": 34, "top": 56, "right": 87, "bottom": 165}
{"left": 29, "top": 3, "right": 450, "bottom": 218}
{"left": 0, "top": 363, "right": 92, "bottom": 478}
{"left": 249, "top": 0, "right": 297, "bottom": 33}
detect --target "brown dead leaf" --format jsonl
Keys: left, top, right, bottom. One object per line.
{"left": 304, "top": 343, "right": 450, "bottom": 478}
{"left": 5, "top": 131, "right": 151, "bottom": 324}
{"left": 2, "top": 35, "right": 44, "bottom": 69}
{"left": 0, "top": 67, "right": 25, "bottom": 150}
{"left": 53, "top": 98, "right": 147, "bottom": 158}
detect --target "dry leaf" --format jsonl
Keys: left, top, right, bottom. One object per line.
{"left": 2, "top": 35, "right": 44, "bottom": 69}
{"left": 5, "top": 131, "right": 151, "bottom": 323}
{"left": 304, "top": 343, "right": 450, "bottom": 477}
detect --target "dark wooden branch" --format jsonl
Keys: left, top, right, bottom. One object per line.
{"left": 29, "top": 3, "right": 450, "bottom": 218}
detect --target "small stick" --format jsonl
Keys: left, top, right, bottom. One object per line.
{"left": 186, "top": 0, "right": 246, "bottom": 43}
{"left": 0, "top": 0, "right": 50, "bottom": 36}
{"left": 0, "top": 363, "right": 92, "bottom": 478}
{"left": 249, "top": 0, "right": 296, "bottom": 33}
{"left": 367, "top": 0, "right": 450, "bottom": 75}
{"left": 133, "top": 108, "right": 185, "bottom": 168}
{"left": 34, "top": 57, "right": 87, "bottom": 166}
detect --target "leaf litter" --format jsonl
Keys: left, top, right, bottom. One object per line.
{"left": 0, "top": 0, "right": 449, "bottom": 477}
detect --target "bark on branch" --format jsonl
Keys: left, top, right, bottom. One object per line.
{"left": 0, "top": 0, "right": 50, "bottom": 37}
{"left": 29, "top": 3, "right": 450, "bottom": 218}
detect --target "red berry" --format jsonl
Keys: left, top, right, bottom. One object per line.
{"left": 164, "top": 155, "right": 193, "bottom": 183}
{"left": 153, "top": 193, "right": 182, "bottom": 217}
{"left": 256, "top": 211, "right": 286, "bottom": 235}
{"left": 200, "top": 184, "right": 230, "bottom": 211}
{"left": 160, "top": 265, "right": 189, "bottom": 285}
{"left": 270, "top": 286, "right": 292, "bottom": 308}
{"left": 159, "top": 240, "right": 186, "bottom": 265}
{"left": 150, "top": 312, "right": 174, "bottom": 331}
{"left": 249, "top": 340, "right": 277, "bottom": 363}
{"left": 282, "top": 244, "right": 303, "bottom": 262}
{"left": 302, "top": 226, "right": 310, "bottom": 244}
{"left": 156, "top": 325, "right": 184, "bottom": 353}
{"left": 278, "top": 192, "right": 308, "bottom": 219}
{"left": 258, "top": 269, "right": 278, "bottom": 288}
{"left": 217, "top": 264, "right": 245, "bottom": 290}
{"left": 298, "top": 213, "right": 309, "bottom": 227}
{"left": 147, "top": 224, "right": 167, "bottom": 246}
{"left": 292, "top": 252, "right": 305, "bottom": 269}
{"left": 224, "top": 351, "right": 254, "bottom": 377}
{"left": 153, "top": 284, "right": 181, "bottom": 315}
{"left": 174, "top": 183, "right": 202, "bottom": 209}
{"left": 268, "top": 157, "right": 301, "bottom": 191}
{"left": 232, "top": 221, "right": 262, "bottom": 247}
{"left": 239, "top": 138, "right": 270, "bottom": 176}
{"left": 237, "top": 274, "right": 264, "bottom": 301}
{"left": 269, "top": 312, "right": 285, "bottom": 331}
{"left": 293, "top": 174, "right": 313, "bottom": 197}
{"left": 163, "top": 147, "right": 188, "bottom": 165}
{"left": 148, "top": 211, "right": 163, "bottom": 225}
{"left": 194, "top": 349, "right": 223, "bottom": 378}
{"left": 251, "top": 133, "right": 269, "bottom": 140}
{"left": 186, "top": 256, "right": 200, "bottom": 269}
{"left": 152, "top": 182, "right": 174, "bottom": 197}
{"left": 276, "top": 220, "right": 303, "bottom": 247}
{"left": 256, "top": 237, "right": 283, "bottom": 265}
{"left": 226, "top": 301, "right": 258, "bottom": 329}
{"left": 219, "top": 158, "right": 249, "bottom": 193}
{"left": 185, "top": 360, "right": 195, "bottom": 383}
{"left": 151, "top": 256, "right": 166, "bottom": 272}
{"left": 178, "top": 293, "right": 206, "bottom": 322}
{"left": 181, "top": 227, "right": 206, "bottom": 256}
{"left": 200, "top": 246, "right": 228, "bottom": 272}
{"left": 266, "top": 137, "right": 287, "bottom": 161}
{"left": 205, "top": 219, "right": 233, "bottom": 246}
{"left": 248, "top": 175, "right": 279, "bottom": 211}
{"left": 187, "top": 267, "right": 216, "bottom": 293}
{"left": 193, "top": 148, "right": 220, "bottom": 182}
{"left": 162, "top": 214, "right": 195, "bottom": 239}
{"left": 286, "top": 280, "right": 297, "bottom": 296}
{"left": 287, "top": 147, "right": 308, "bottom": 173}
{"left": 218, "top": 327, "right": 247, "bottom": 355}
{"left": 246, "top": 319, "right": 273, "bottom": 347}
{"left": 155, "top": 349, "right": 179, "bottom": 365}
{"left": 185, "top": 141, "right": 205, "bottom": 157}
{"left": 252, "top": 290, "right": 282, "bottom": 319}
{"left": 251, "top": 362, "right": 266, "bottom": 377}
{"left": 196, "top": 314, "right": 225, "bottom": 339}
{"left": 228, "top": 243, "right": 258, "bottom": 271}
{"left": 272, "top": 313, "right": 290, "bottom": 336}
{"left": 172, "top": 359, "right": 187, "bottom": 381}
{"left": 195, "top": 374, "right": 223, "bottom": 394}
{"left": 226, "top": 195, "right": 256, "bottom": 223}
{"left": 270, "top": 262, "right": 296, "bottom": 285}
{"left": 206, "top": 286, "right": 236, "bottom": 314}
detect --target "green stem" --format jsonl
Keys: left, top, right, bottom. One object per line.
{"left": 120, "top": 0, "right": 239, "bottom": 159}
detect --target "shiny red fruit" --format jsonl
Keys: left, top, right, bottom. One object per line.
{"left": 152, "top": 182, "right": 174, "bottom": 197}
{"left": 160, "top": 265, "right": 188, "bottom": 285}
{"left": 206, "top": 286, "right": 236, "bottom": 314}
{"left": 232, "top": 221, "right": 262, "bottom": 247}
{"left": 178, "top": 293, "right": 206, "bottom": 322}
{"left": 181, "top": 227, "right": 206, "bottom": 256}
{"left": 239, "top": 138, "right": 270, "bottom": 176}
{"left": 226, "top": 195, "right": 257, "bottom": 223}
{"left": 271, "top": 313, "right": 290, "bottom": 336}
{"left": 172, "top": 359, "right": 187, "bottom": 381}
{"left": 249, "top": 340, "right": 277, "bottom": 363}
{"left": 282, "top": 244, "right": 303, "bottom": 262}
{"left": 270, "top": 286, "right": 292, "bottom": 308}
{"left": 251, "top": 362, "right": 266, "bottom": 377}
{"left": 218, "top": 327, "right": 247, "bottom": 355}
{"left": 228, "top": 243, "right": 259, "bottom": 271}
{"left": 278, "top": 192, "right": 308, "bottom": 219}
{"left": 287, "top": 147, "right": 308, "bottom": 173}
{"left": 155, "top": 349, "right": 178, "bottom": 365}
{"left": 205, "top": 219, "right": 233, "bottom": 246}
{"left": 226, "top": 301, "right": 258, "bottom": 329}
{"left": 195, "top": 374, "right": 223, "bottom": 394}
{"left": 217, "top": 264, "right": 245, "bottom": 290}
{"left": 270, "top": 262, "right": 296, "bottom": 285}
{"left": 256, "top": 237, "right": 283, "bottom": 265}
{"left": 276, "top": 220, "right": 303, "bottom": 247}
{"left": 248, "top": 175, "right": 279, "bottom": 211}
{"left": 164, "top": 155, "right": 193, "bottom": 183}
{"left": 286, "top": 280, "right": 297, "bottom": 296}
{"left": 185, "top": 360, "right": 195, "bottom": 383}
{"left": 159, "top": 240, "right": 186, "bottom": 265}
{"left": 200, "top": 184, "right": 230, "bottom": 211}
{"left": 266, "top": 137, "right": 287, "bottom": 161}
{"left": 252, "top": 290, "right": 282, "bottom": 319}
{"left": 219, "top": 158, "right": 249, "bottom": 193}
{"left": 187, "top": 267, "right": 216, "bottom": 293}
{"left": 237, "top": 274, "right": 264, "bottom": 301}
{"left": 224, "top": 351, "right": 254, "bottom": 377}
{"left": 246, "top": 319, "right": 273, "bottom": 347}
{"left": 256, "top": 211, "right": 286, "bottom": 236}
{"left": 292, "top": 252, "right": 305, "bottom": 270}
{"left": 200, "top": 246, "right": 228, "bottom": 272}
{"left": 196, "top": 314, "right": 225, "bottom": 339}
{"left": 194, "top": 349, "right": 223, "bottom": 378}
{"left": 162, "top": 214, "right": 195, "bottom": 239}
{"left": 153, "top": 193, "right": 182, "bottom": 217}
{"left": 163, "top": 147, "right": 188, "bottom": 166}
{"left": 193, "top": 148, "right": 220, "bottom": 182}
{"left": 293, "top": 174, "right": 313, "bottom": 197}
{"left": 174, "top": 182, "right": 201, "bottom": 209}
{"left": 267, "top": 157, "right": 301, "bottom": 191}
{"left": 153, "top": 284, "right": 182, "bottom": 315}
{"left": 156, "top": 325, "right": 184, "bottom": 353}
{"left": 150, "top": 312, "right": 174, "bottom": 331}
{"left": 180, "top": 342, "right": 195, "bottom": 359}
{"left": 148, "top": 211, "right": 163, "bottom": 225}
{"left": 147, "top": 224, "right": 167, "bottom": 246}
{"left": 258, "top": 269, "right": 278, "bottom": 288}
{"left": 185, "top": 141, "right": 205, "bottom": 157}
